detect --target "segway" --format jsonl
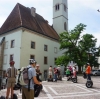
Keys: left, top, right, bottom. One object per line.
{"left": 0, "top": 93, "right": 18, "bottom": 99}
{"left": 72, "top": 76, "right": 77, "bottom": 83}
{"left": 34, "top": 84, "right": 42, "bottom": 97}
{"left": 57, "top": 75, "right": 62, "bottom": 81}
{"left": 86, "top": 80, "right": 93, "bottom": 88}
{"left": 48, "top": 78, "right": 53, "bottom": 82}
{"left": 0, "top": 96, "right": 6, "bottom": 99}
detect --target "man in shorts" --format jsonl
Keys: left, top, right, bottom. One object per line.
{"left": 5, "top": 61, "right": 17, "bottom": 99}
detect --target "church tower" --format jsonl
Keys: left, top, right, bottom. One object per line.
{"left": 53, "top": 0, "right": 68, "bottom": 34}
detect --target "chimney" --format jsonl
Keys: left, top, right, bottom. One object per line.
{"left": 31, "top": 7, "right": 36, "bottom": 17}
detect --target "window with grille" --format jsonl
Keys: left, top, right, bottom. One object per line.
{"left": 30, "top": 55, "right": 35, "bottom": 59}
{"left": 44, "top": 57, "right": 47, "bottom": 64}
{"left": 44, "top": 45, "right": 48, "bottom": 51}
{"left": 11, "top": 40, "right": 15, "bottom": 48}
{"left": 31, "top": 41, "right": 35, "bottom": 49}
{"left": 10, "top": 54, "right": 14, "bottom": 61}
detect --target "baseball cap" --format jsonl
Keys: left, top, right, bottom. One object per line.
{"left": 29, "top": 59, "right": 37, "bottom": 64}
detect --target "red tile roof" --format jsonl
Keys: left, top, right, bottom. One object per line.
{"left": 0, "top": 3, "right": 59, "bottom": 40}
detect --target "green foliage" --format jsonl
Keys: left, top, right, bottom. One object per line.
{"left": 56, "top": 23, "right": 99, "bottom": 68}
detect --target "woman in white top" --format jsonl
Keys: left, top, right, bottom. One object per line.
{"left": 48, "top": 66, "right": 53, "bottom": 78}
{"left": 73, "top": 66, "right": 76, "bottom": 77}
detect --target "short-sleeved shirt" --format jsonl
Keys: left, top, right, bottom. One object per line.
{"left": 7, "top": 67, "right": 17, "bottom": 78}
{"left": 66, "top": 69, "right": 70, "bottom": 74}
{"left": 86, "top": 66, "right": 91, "bottom": 74}
{"left": 24, "top": 65, "right": 36, "bottom": 90}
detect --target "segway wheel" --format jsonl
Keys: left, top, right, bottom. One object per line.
{"left": 86, "top": 80, "right": 93, "bottom": 88}
{"left": 13, "top": 93, "right": 18, "bottom": 99}
{"left": 72, "top": 78, "right": 77, "bottom": 83}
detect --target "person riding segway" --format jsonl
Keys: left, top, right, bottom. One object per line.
{"left": 72, "top": 66, "right": 77, "bottom": 83}
{"left": 85, "top": 63, "right": 93, "bottom": 88}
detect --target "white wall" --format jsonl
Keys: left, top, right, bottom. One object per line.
{"left": 20, "top": 29, "right": 63, "bottom": 73}
{"left": 0, "top": 29, "right": 22, "bottom": 70}
{"left": 53, "top": 0, "right": 68, "bottom": 34}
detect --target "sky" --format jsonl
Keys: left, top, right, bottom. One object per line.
{"left": 0, "top": 0, "right": 100, "bottom": 46}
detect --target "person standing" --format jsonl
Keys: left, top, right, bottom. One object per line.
{"left": 5, "top": 61, "right": 17, "bottom": 99}
{"left": 48, "top": 66, "right": 53, "bottom": 79}
{"left": 53, "top": 67, "right": 58, "bottom": 82}
{"left": 86, "top": 63, "right": 91, "bottom": 80}
{"left": 22, "top": 59, "right": 41, "bottom": 99}
{"left": 36, "top": 64, "right": 42, "bottom": 82}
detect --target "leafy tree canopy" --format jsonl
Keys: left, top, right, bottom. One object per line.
{"left": 56, "top": 23, "right": 100, "bottom": 70}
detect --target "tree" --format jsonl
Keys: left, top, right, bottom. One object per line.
{"left": 56, "top": 23, "right": 99, "bottom": 73}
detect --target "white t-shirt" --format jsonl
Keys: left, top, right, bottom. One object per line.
{"left": 73, "top": 67, "right": 76, "bottom": 73}
{"left": 49, "top": 67, "right": 52, "bottom": 73}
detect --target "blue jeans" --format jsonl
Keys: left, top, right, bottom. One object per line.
{"left": 54, "top": 74, "right": 57, "bottom": 81}
{"left": 87, "top": 74, "right": 91, "bottom": 80}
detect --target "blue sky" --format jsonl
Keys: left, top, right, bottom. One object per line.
{"left": 0, "top": 0, "right": 100, "bottom": 46}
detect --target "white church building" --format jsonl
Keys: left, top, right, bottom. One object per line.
{"left": 0, "top": 0, "right": 68, "bottom": 75}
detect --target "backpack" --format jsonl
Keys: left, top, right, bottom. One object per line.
{"left": 17, "top": 66, "right": 32, "bottom": 91}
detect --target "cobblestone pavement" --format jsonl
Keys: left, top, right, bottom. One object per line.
{"left": 1, "top": 76, "right": 100, "bottom": 99}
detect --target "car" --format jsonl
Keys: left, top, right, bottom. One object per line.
{"left": 91, "top": 70, "right": 97, "bottom": 75}
{"left": 92, "top": 69, "right": 100, "bottom": 76}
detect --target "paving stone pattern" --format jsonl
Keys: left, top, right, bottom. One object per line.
{"left": 0, "top": 76, "right": 100, "bottom": 99}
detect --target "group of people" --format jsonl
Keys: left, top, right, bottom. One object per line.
{"left": 48, "top": 66, "right": 61, "bottom": 81}
{"left": 3, "top": 59, "right": 92, "bottom": 99}
{"left": 5, "top": 59, "right": 42, "bottom": 99}
{"left": 65, "top": 66, "right": 77, "bottom": 81}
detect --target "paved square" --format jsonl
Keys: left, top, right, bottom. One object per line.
{"left": 1, "top": 76, "right": 100, "bottom": 99}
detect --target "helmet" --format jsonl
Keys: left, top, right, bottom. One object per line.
{"left": 29, "top": 59, "right": 37, "bottom": 64}
{"left": 87, "top": 63, "right": 90, "bottom": 65}
{"left": 36, "top": 64, "right": 40, "bottom": 67}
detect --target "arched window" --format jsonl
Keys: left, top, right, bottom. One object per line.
{"left": 57, "top": 4, "right": 59, "bottom": 10}
{"left": 64, "top": 4, "right": 66, "bottom": 12}
{"left": 55, "top": 4, "right": 60, "bottom": 11}
{"left": 64, "top": 22, "right": 66, "bottom": 30}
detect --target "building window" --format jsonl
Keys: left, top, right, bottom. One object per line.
{"left": 44, "top": 45, "right": 48, "bottom": 51}
{"left": 11, "top": 40, "right": 15, "bottom": 48}
{"left": 5, "top": 41, "right": 8, "bottom": 49}
{"left": 54, "top": 47, "right": 57, "bottom": 53}
{"left": 64, "top": 4, "right": 66, "bottom": 11}
{"left": 55, "top": 4, "right": 60, "bottom": 11}
{"left": 64, "top": 22, "right": 66, "bottom": 30}
{"left": 3, "top": 55, "right": 7, "bottom": 64}
{"left": 54, "top": 58, "right": 57, "bottom": 65}
{"left": 31, "top": 41, "right": 35, "bottom": 49}
{"left": 44, "top": 57, "right": 47, "bottom": 64}
{"left": 30, "top": 55, "right": 35, "bottom": 59}
{"left": 10, "top": 54, "right": 14, "bottom": 61}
